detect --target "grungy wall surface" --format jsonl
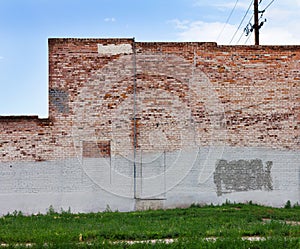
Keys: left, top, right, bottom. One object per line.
{"left": 0, "top": 38, "right": 299, "bottom": 214}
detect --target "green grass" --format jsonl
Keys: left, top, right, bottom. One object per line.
{"left": 0, "top": 203, "right": 299, "bottom": 248}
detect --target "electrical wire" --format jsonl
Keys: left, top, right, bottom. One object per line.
{"left": 216, "top": 0, "right": 240, "bottom": 42}
{"left": 244, "top": 32, "right": 253, "bottom": 44}
{"left": 262, "top": 0, "right": 275, "bottom": 12}
{"left": 229, "top": 0, "right": 254, "bottom": 44}
{"left": 234, "top": 0, "right": 272, "bottom": 45}
{"left": 236, "top": 13, "right": 254, "bottom": 44}
{"left": 236, "top": 28, "right": 246, "bottom": 45}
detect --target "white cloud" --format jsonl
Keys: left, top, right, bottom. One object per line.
{"left": 171, "top": 19, "right": 238, "bottom": 44}
{"left": 172, "top": 0, "right": 300, "bottom": 45}
{"left": 266, "top": 9, "right": 294, "bottom": 22}
{"left": 260, "top": 27, "right": 300, "bottom": 45}
{"left": 172, "top": 18, "right": 300, "bottom": 45}
{"left": 258, "top": 2, "right": 300, "bottom": 45}
{"left": 104, "top": 17, "right": 116, "bottom": 22}
{"left": 169, "top": 19, "right": 190, "bottom": 30}
{"left": 0, "top": 56, "right": 4, "bottom": 60}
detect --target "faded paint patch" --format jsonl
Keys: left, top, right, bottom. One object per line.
{"left": 214, "top": 159, "right": 273, "bottom": 196}
{"left": 49, "top": 88, "right": 69, "bottom": 114}
{"left": 135, "top": 199, "right": 164, "bottom": 211}
{"left": 97, "top": 44, "right": 133, "bottom": 55}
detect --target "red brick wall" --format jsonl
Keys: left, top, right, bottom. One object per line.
{"left": 0, "top": 39, "right": 299, "bottom": 163}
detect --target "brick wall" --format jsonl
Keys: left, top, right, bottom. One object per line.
{"left": 0, "top": 38, "right": 299, "bottom": 212}
{"left": 1, "top": 38, "right": 299, "bottom": 163}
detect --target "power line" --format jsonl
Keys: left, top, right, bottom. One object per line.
{"left": 244, "top": 31, "right": 252, "bottom": 44}
{"left": 216, "top": 0, "right": 240, "bottom": 42}
{"left": 229, "top": 0, "right": 254, "bottom": 44}
{"left": 262, "top": 0, "right": 276, "bottom": 12}
{"left": 236, "top": 14, "right": 254, "bottom": 44}
{"left": 241, "top": 0, "right": 273, "bottom": 45}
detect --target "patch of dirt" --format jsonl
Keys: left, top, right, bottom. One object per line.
{"left": 285, "top": 220, "right": 300, "bottom": 226}
{"left": 262, "top": 218, "right": 300, "bottom": 226}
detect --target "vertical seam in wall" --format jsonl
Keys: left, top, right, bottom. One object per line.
{"left": 132, "top": 38, "right": 137, "bottom": 199}
{"left": 191, "top": 46, "right": 197, "bottom": 147}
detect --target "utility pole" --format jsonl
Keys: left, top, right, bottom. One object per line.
{"left": 254, "top": 0, "right": 259, "bottom": 45}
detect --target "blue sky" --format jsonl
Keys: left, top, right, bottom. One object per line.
{"left": 0, "top": 0, "right": 299, "bottom": 118}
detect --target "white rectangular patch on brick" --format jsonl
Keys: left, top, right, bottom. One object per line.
{"left": 98, "top": 44, "right": 133, "bottom": 55}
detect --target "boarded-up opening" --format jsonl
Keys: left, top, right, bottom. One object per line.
{"left": 82, "top": 141, "right": 111, "bottom": 158}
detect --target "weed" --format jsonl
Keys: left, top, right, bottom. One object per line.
{"left": 104, "top": 205, "right": 113, "bottom": 213}
{"left": 224, "top": 199, "right": 231, "bottom": 205}
{"left": 285, "top": 200, "right": 292, "bottom": 209}
{"left": 293, "top": 202, "right": 300, "bottom": 209}
{"left": 61, "top": 207, "right": 72, "bottom": 214}
{"left": 12, "top": 210, "right": 23, "bottom": 217}
{"left": 47, "top": 205, "right": 56, "bottom": 215}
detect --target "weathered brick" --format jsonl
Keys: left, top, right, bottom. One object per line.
{"left": 0, "top": 38, "right": 299, "bottom": 162}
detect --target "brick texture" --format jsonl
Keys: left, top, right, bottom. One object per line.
{"left": 0, "top": 38, "right": 299, "bottom": 163}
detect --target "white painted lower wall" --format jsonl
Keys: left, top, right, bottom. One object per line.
{"left": 0, "top": 146, "right": 299, "bottom": 215}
